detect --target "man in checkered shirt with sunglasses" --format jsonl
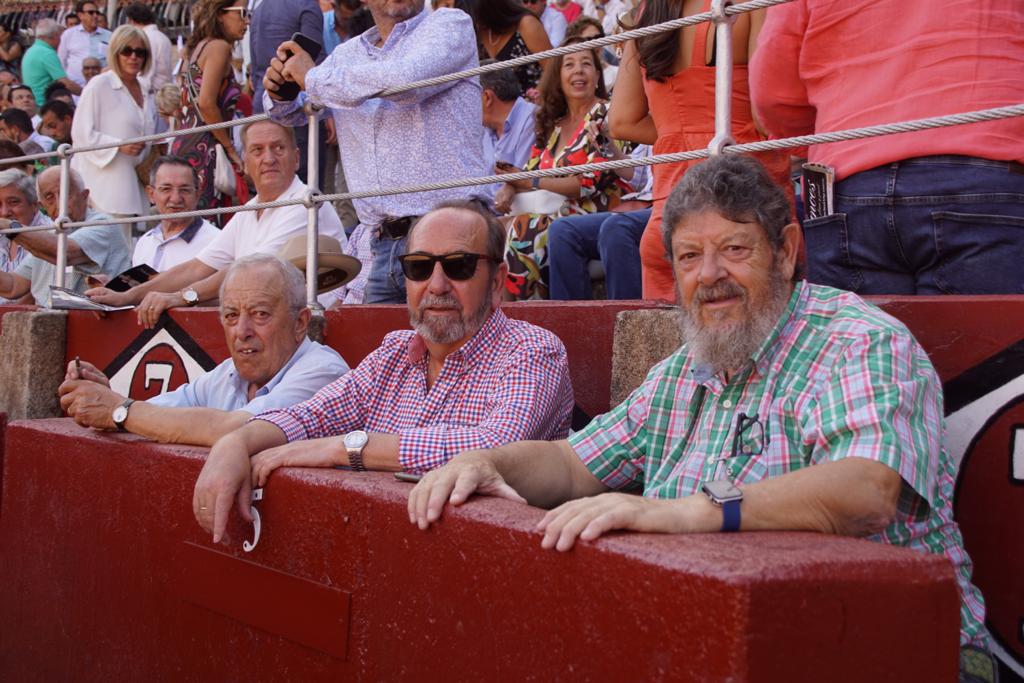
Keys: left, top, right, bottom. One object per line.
{"left": 194, "top": 200, "right": 574, "bottom": 544}
{"left": 409, "top": 156, "right": 997, "bottom": 682}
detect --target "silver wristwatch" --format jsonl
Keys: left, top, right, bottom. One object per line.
{"left": 343, "top": 430, "right": 369, "bottom": 471}
{"left": 181, "top": 287, "right": 200, "bottom": 306}
{"left": 112, "top": 398, "right": 135, "bottom": 432}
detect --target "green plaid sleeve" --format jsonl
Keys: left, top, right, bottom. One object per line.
{"left": 568, "top": 360, "right": 669, "bottom": 492}
{"left": 811, "top": 329, "right": 941, "bottom": 519}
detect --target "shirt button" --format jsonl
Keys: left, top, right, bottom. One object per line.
{"left": 706, "top": 455, "right": 715, "bottom": 464}
{"left": 722, "top": 399, "right": 733, "bottom": 408}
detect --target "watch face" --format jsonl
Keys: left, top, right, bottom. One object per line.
{"left": 183, "top": 289, "right": 199, "bottom": 304}
{"left": 344, "top": 430, "right": 368, "bottom": 450}
{"left": 112, "top": 406, "right": 128, "bottom": 424}
{"left": 702, "top": 479, "right": 743, "bottom": 503}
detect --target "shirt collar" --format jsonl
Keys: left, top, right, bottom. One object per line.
{"left": 107, "top": 70, "right": 126, "bottom": 90}
{"left": 174, "top": 217, "right": 205, "bottom": 243}
{"left": 406, "top": 307, "right": 509, "bottom": 366}
{"left": 360, "top": 8, "right": 427, "bottom": 51}
{"left": 503, "top": 97, "right": 531, "bottom": 135}
{"left": 30, "top": 211, "right": 52, "bottom": 227}
{"left": 749, "top": 280, "right": 807, "bottom": 379}
{"left": 229, "top": 337, "right": 312, "bottom": 397}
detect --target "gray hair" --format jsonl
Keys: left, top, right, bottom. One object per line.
{"left": 0, "top": 169, "right": 38, "bottom": 204}
{"left": 662, "top": 155, "right": 792, "bottom": 259}
{"left": 479, "top": 59, "right": 520, "bottom": 103}
{"left": 35, "top": 18, "right": 62, "bottom": 39}
{"left": 219, "top": 254, "right": 306, "bottom": 314}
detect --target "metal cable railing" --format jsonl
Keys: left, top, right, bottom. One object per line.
{"left": 2, "top": 0, "right": 1021, "bottom": 309}
{"left": 4, "top": 101, "right": 1019, "bottom": 235}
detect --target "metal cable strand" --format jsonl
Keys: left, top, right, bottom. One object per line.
{"left": 375, "top": 0, "right": 793, "bottom": 97}
{"left": 0, "top": 112, "right": 273, "bottom": 168}
{"left": 2, "top": 102, "right": 1020, "bottom": 234}
{"left": 319, "top": 103, "right": 1024, "bottom": 200}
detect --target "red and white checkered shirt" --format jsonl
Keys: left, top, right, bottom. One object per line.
{"left": 255, "top": 309, "right": 574, "bottom": 472}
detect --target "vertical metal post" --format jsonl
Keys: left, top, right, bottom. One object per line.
{"left": 303, "top": 104, "right": 322, "bottom": 312}
{"left": 54, "top": 144, "right": 72, "bottom": 289}
{"left": 709, "top": 0, "right": 737, "bottom": 156}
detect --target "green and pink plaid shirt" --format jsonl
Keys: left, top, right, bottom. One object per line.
{"left": 570, "top": 282, "right": 988, "bottom": 647}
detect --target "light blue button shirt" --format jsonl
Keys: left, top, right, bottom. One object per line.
{"left": 491, "top": 96, "right": 538, "bottom": 170}
{"left": 147, "top": 338, "right": 349, "bottom": 413}
{"left": 266, "top": 8, "right": 491, "bottom": 228}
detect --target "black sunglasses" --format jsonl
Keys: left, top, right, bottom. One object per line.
{"left": 119, "top": 46, "right": 149, "bottom": 59}
{"left": 399, "top": 252, "right": 495, "bottom": 281}
{"left": 80, "top": 9, "right": 100, "bottom": 15}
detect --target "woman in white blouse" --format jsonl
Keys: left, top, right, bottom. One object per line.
{"left": 71, "top": 25, "right": 156, "bottom": 220}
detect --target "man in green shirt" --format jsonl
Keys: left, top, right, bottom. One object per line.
{"left": 21, "top": 18, "right": 80, "bottom": 107}
{"left": 408, "top": 155, "right": 996, "bottom": 682}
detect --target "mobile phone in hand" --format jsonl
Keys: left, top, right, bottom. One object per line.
{"left": 273, "top": 32, "right": 322, "bottom": 101}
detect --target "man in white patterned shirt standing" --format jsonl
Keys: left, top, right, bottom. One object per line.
{"left": 263, "top": 0, "right": 492, "bottom": 305}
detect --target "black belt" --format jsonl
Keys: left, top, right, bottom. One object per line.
{"left": 379, "top": 215, "right": 421, "bottom": 241}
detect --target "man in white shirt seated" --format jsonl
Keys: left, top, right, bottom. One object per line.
{"left": 85, "top": 119, "right": 351, "bottom": 328}
{"left": 133, "top": 156, "right": 220, "bottom": 272}
{"left": 59, "top": 254, "right": 351, "bottom": 447}
{"left": 0, "top": 167, "right": 131, "bottom": 306}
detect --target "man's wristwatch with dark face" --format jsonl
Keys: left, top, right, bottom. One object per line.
{"left": 343, "top": 430, "right": 369, "bottom": 471}
{"left": 702, "top": 479, "right": 744, "bottom": 533}
{"left": 112, "top": 398, "right": 135, "bottom": 432}
{"left": 181, "top": 288, "right": 200, "bottom": 306}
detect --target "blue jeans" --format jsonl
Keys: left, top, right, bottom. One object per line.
{"left": 803, "top": 155, "right": 1024, "bottom": 295}
{"left": 364, "top": 232, "right": 408, "bottom": 304}
{"left": 548, "top": 209, "right": 650, "bottom": 300}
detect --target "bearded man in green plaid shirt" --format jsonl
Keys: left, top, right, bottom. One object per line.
{"left": 409, "top": 155, "right": 996, "bottom": 682}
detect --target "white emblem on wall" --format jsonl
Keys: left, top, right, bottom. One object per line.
{"left": 108, "top": 328, "right": 207, "bottom": 397}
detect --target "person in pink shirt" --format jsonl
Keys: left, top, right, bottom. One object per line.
{"left": 750, "top": 0, "right": 1024, "bottom": 296}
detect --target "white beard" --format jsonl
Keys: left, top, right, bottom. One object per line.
{"left": 678, "top": 267, "right": 791, "bottom": 376}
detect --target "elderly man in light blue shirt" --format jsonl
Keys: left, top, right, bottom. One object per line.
{"left": 263, "top": 0, "right": 491, "bottom": 305}
{"left": 1, "top": 167, "right": 131, "bottom": 307}
{"left": 58, "top": 254, "right": 350, "bottom": 447}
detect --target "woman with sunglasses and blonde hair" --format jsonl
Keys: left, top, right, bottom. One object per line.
{"left": 71, "top": 24, "right": 156, "bottom": 222}
{"left": 171, "top": 0, "right": 248, "bottom": 210}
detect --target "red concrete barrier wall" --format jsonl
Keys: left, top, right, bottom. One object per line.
{"left": 44, "top": 297, "right": 1024, "bottom": 676}
{"left": 0, "top": 421, "right": 958, "bottom": 681}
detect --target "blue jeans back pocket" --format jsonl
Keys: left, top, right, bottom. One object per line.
{"left": 932, "top": 211, "right": 1024, "bottom": 294}
{"left": 802, "top": 212, "right": 864, "bottom": 293}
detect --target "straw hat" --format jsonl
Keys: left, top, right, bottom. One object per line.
{"left": 277, "top": 234, "right": 361, "bottom": 294}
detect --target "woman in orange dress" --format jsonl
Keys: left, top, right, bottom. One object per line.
{"left": 610, "top": 0, "right": 792, "bottom": 301}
